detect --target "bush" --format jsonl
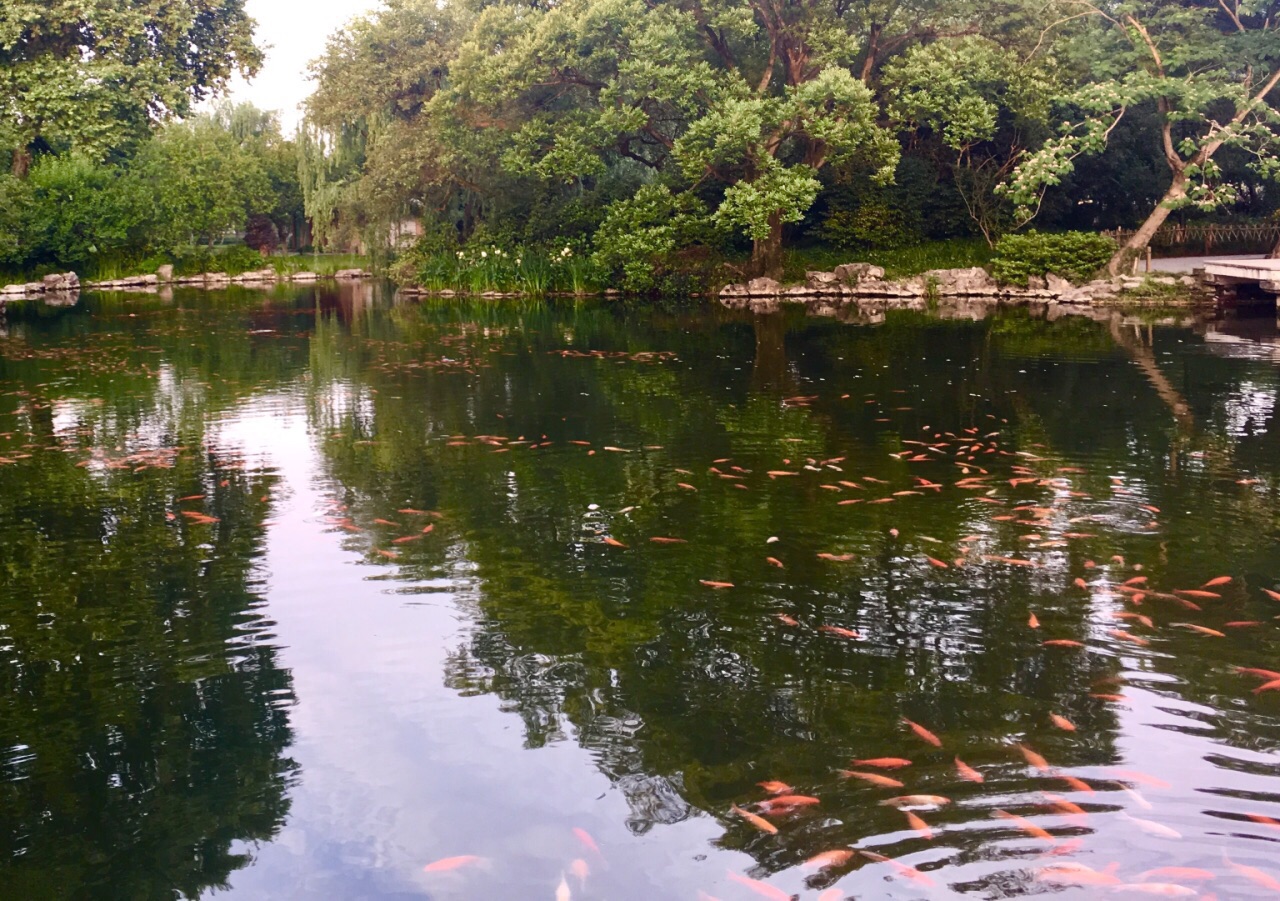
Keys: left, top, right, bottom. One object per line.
{"left": 819, "top": 202, "right": 920, "bottom": 251}
{"left": 991, "top": 230, "right": 1116, "bottom": 286}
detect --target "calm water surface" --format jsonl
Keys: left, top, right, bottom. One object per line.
{"left": 1, "top": 285, "right": 1279, "bottom": 899}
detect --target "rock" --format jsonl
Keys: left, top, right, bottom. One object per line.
{"left": 335, "top": 268, "right": 368, "bottom": 280}
{"left": 833, "top": 263, "right": 886, "bottom": 284}
{"left": 291, "top": 271, "right": 319, "bottom": 282}
{"left": 805, "top": 270, "right": 840, "bottom": 289}
{"left": 205, "top": 272, "right": 230, "bottom": 285}
{"left": 746, "top": 277, "right": 781, "bottom": 296}
{"left": 925, "top": 267, "right": 998, "bottom": 295}
{"left": 156, "top": 264, "right": 174, "bottom": 282}
{"left": 1, "top": 283, "right": 30, "bottom": 296}
{"left": 42, "top": 272, "right": 79, "bottom": 292}
{"left": 24, "top": 282, "right": 44, "bottom": 295}
{"left": 1045, "top": 273, "right": 1074, "bottom": 295}
{"left": 1027, "top": 275, "right": 1047, "bottom": 291}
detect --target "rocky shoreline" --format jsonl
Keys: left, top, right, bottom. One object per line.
{"left": 718, "top": 264, "right": 1206, "bottom": 313}
{"left": 0, "top": 266, "right": 371, "bottom": 301}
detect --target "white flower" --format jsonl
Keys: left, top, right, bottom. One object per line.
{"left": 457, "top": 251, "right": 464, "bottom": 258}
{"left": 481, "top": 251, "right": 488, "bottom": 258}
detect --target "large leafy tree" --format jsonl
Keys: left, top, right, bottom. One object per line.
{"left": 1003, "top": 0, "right": 1280, "bottom": 274}
{"left": 0, "top": 0, "right": 263, "bottom": 177}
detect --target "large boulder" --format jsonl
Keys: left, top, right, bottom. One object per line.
{"left": 805, "top": 270, "right": 841, "bottom": 290}
{"left": 291, "top": 271, "right": 319, "bottom": 282}
{"left": 1045, "top": 273, "right": 1074, "bottom": 296}
{"left": 745, "top": 277, "right": 782, "bottom": 296}
{"left": 926, "top": 267, "right": 998, "bottom": 296}
{"left": 156, "top": 264, "right": 174, "bottom": 282}
{"left": 42, "top": 272, "right": 79, "bottom": 292}
{"left": 1, "top": 283, "right": 31, "bottom": 296}
{"left": 833, "top": 263, "right": 886, "bottom": 284}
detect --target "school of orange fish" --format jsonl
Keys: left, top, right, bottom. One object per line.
{"left": 312, "top": 389, "right": 1280, "bottom": 899}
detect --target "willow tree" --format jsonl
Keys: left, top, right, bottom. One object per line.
{"left": 1003, "top": 0, "right": 1280, "bottom": 275}
{"left": 0, "top": 0, "right": 262, "bottom": 177}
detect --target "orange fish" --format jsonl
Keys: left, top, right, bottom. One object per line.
{"left": 573, "top": 827, "right": 601, "bottom": 856}
{"left": 1050, "top": 714, "right": 1076, "bottom": 732}
{"left": 1073, "top": 578, "right": 1090, "bottom": 589}
{"left": 757, "top": 781, "right": 791, "bottom": 794}
{"left": 820, "top": 625, "right": 861, "bottom": 639}
{"left": 570, "top": 858, "right": 590, "bottom": 883}
{"left": 1043, "top": 639, "right": 1085, "bottom": 648}
{"left": 602, "top": 537, "right": 628, "bottom": 548}
{"left": 775, "top": 613, "right": 799, "bottom": 626}
{"left": 1036, "top": 863, "right": 1121, "bottom": 886}
{"left": 858, "top": 850, "right": 937, "bottom": 887}
{"left": 1245, "top": 813, "right": 1280, "bottom": 831}
{"left": 1174, "top": 589, "right": 1220, "bottom": 600}
{"left": 1173, "top": 623, "right": 1225, "bottom": 638}
{"left": 852, "top": 758, "right": 912, "bottom": 769}
{"left": 1252, "top": 679, "right": 1280, "bottom": 694}
{"left": 725, "top": 871, "right": 790, "bottom": 901}
{"left": 1202, "top": 576, "right": 1232, "bottom": 588}
{"left": 903, "top": 718, "right": 942, "bottom": 747}
{"left": 757, "top": 794, "right": 820, "bottom": 812}
{"left": 650, "top": 537, "right": 687, "bottom": 544}
{"left": 1136, "top": 867, "right": 1214, "bottom": 882}
{"left": 1224, "top": 854, "right": 1280, "bottom": 891}
{"left": 955, "top": 757, "right": 984, "bottom": 783}
{"left": 1110, "top": 883, "right": 1195, "bottom": 896}
{"left": 882, "top": 795, "right": 950, "bottom": 809}
{"left": 925, "top": 556, "right": 949, "bottom": 569}
{"left": 730, "top": 804, "right": 778, "bottom": 834}
{"left": 1029, "top": 613, "right": 1041, "bottom": 629}
{"left": 994, "top": 809, "right": 1055, "bottom": 842}
{"left": 803, "top": 849, "right": 854, "bottom": 870}
{"left": 839, "top": 770, "right": 904, "bottom": 788}
{"left": 1263, "top": 589, "right": 1280, "bottom": 603}
{"left": 392, "top": 535, "right": 421, "bottom": 544}
{"left": 1107, "top": 629, "right": 1150, "bottom": 647}
{"left": 765, "top": 556, "right": 784, "bottom": 568}
{"left": 904, "top": 810, "right": 933, "bottom": 839}
{"left": 1018, "top": 744, "right": 1051, "bottom": 772}
{"left": 1115, "top": 770, "right": 1171, "bottom": 789}
{"left": 1236, "top": 667, "right": 1280, "bottom": 681}
{"left": 423, "top": 855, "right": 483, "bottom": 872}
{"left": 1124, "top": 577, "right": 1148, "bottom": 586}
{"left": 1038, "top": 791, "right": 1085, "bottom": 818}
{"left": 699, "top": 580, "right": 734, "bottom": 589}
{"left": 817, "top": 552, "right": 856, "bottom": 562}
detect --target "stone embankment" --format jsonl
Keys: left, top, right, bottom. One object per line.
{"left": 719, "top": 264, "right": 1202, "bottom": 313}
{"left": 0, "top": 267, "right": 371, "bottom": 300}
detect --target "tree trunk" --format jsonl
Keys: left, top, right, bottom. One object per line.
{"left": 11, "top": 147, "right": 31, "bottom": 179}
{"left": 1107, "top": 171, "right": 1187, "bottom": 276}
{"left": 860, "top": 23, "right": 881, "bottom": 85}
{"left": 752, "top": 211, "right": 784, "bottom": 280}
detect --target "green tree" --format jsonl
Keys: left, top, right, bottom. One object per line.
{"left": 21, "top": 154, "right": 148, "bottom": 272}
{"left": 1003, "top": 0, "right": 1280, "bottom": 274}
{"left": 883, "top": 35, "right": 1057, "bottom": 244}
{"left": 138, "top": 119, "right": 273, "bottom": 251}
{"left": 0, "top": 1, "right": 263, "bottom": 177}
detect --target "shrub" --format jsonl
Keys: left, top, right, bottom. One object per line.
{"left": 819, "top": 202, "right": 919, "bottom": 250}
{"left": 991, "top": 230, "right": 1116, "bottom": 286}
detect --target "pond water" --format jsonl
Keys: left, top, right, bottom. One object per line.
{"left": 1, "top": 284, "right": 1279, "bottom": 900}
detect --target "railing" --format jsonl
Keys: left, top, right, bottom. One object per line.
{"left": 1103, "top": 223, "right": 1280, "bottom": 255}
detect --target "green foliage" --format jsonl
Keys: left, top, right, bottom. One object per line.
{"left": 0, "top": 1, "right": 262, "bottom": 165}
{"left": 780, "top": 238, "right": 994, "bottom": 283}
{"left": 990, "top": 230, "right": 1116, "bottom": 285}
{"left": 393, "top": 235, "right": 608, "bottom": 295}
{"left": 818, "top": 202, "right": 919, "bottom": 251}
{"left": 21, "top": 155, "right": 149, "bottom": 272}
{"left": 592, "top": 185, "right": 722, "bottom": 292}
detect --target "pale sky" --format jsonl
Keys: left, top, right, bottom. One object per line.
{"left": 222, "top": 0, "right": 383, "bottom": 133}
